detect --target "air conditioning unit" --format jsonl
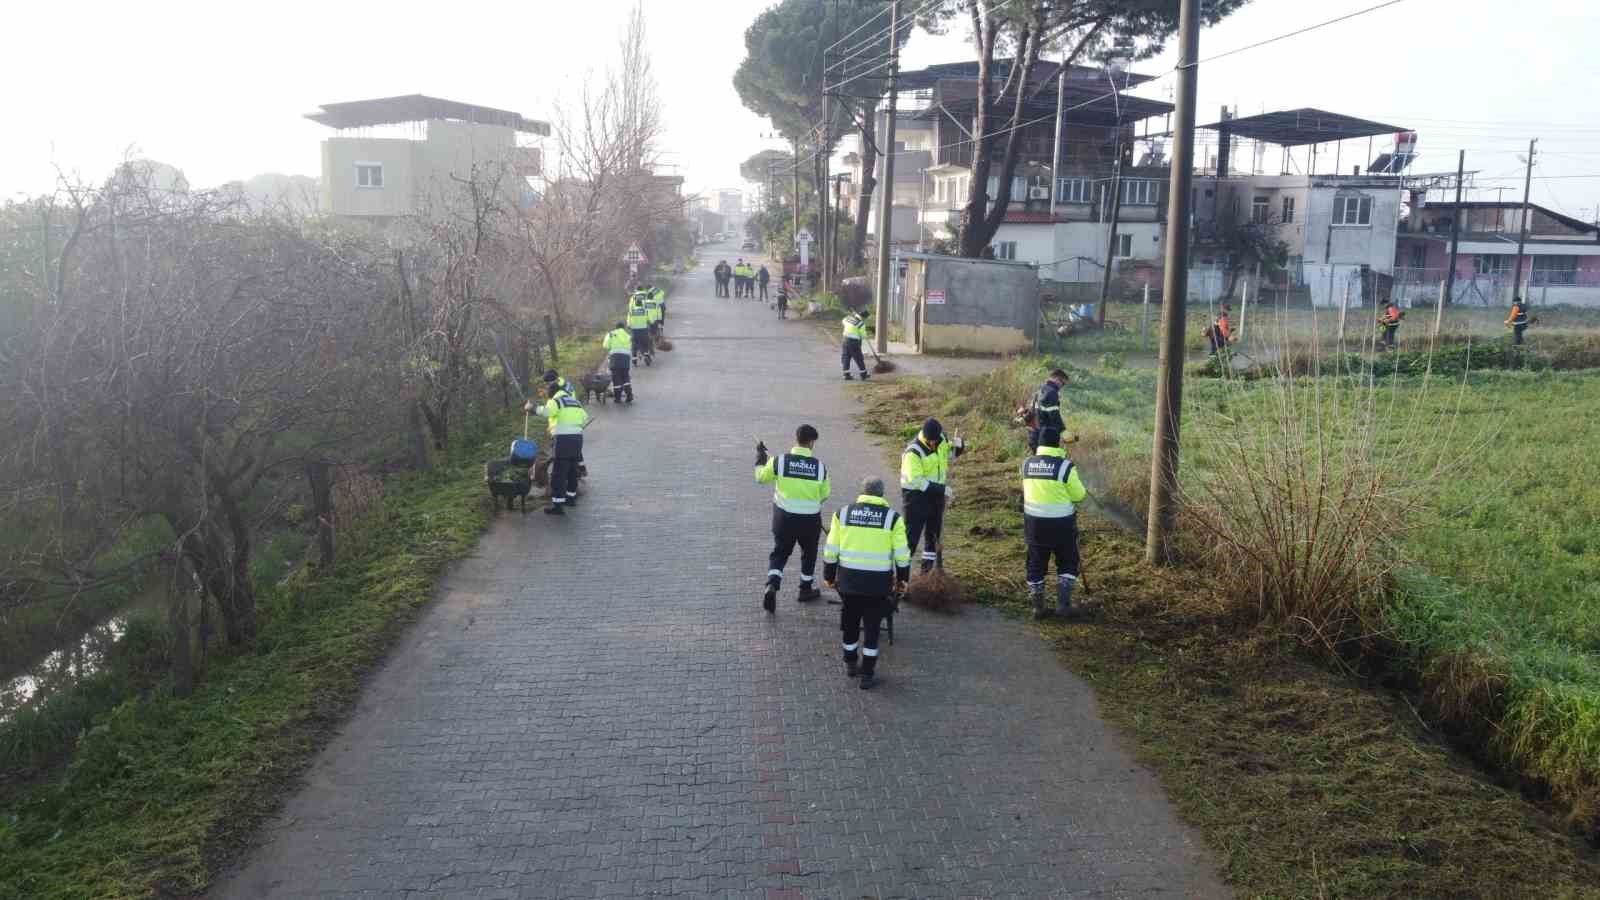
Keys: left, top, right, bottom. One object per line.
{"left": 1028, "top": 186, "right": 1050, "bottom": 200}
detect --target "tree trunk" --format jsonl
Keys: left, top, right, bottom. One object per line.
{"left": 961, "top": 20, "right": 1042, "bottom": 257}
{"left": 181, "top": 522, "right": 256, "bottom": 646}
{"left": 407, "top": 397, "right": 430, "bottom": 470}
{"left": 305, "top": 458, "right": 335, "bottom": 568}
{"left": 419, "top": 397, "right": 449, "bottom": 450}
{"left": 850, "top": 114, "right": 878, "bottom": 270}
{"left": 169, "top": 559, "right": 193, "bottom": 698}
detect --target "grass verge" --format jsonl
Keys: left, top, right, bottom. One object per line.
{"left": 0, "top": 417, "right": 513, "bottom": 900}
{"left": 862, "top": 370, "right": 1600, "bottom": 898}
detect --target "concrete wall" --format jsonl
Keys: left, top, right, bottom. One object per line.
{"left": 913, "top": 255, "right": 1039, "bottom": 353}
{"left": 321, "top": 138, "right": 417, "bottom": 217}
{"left": 991, "top": 221, "right": 1164, "bottom": 283}
{"left": 1305, "top": 181, "right": 1402, "bottom": 274}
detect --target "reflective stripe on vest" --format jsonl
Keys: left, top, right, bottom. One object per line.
{"left": 1022, "top": 454, "right": 1076, "bottom": 518}
{"left": 825, "top": 502, "right": 899, "bottom": 571}
{"left": 900, "top": 440, "right": 947, "bottom": 490}
{"left": 772, "top": 452, "right": 827, "bottom": 515}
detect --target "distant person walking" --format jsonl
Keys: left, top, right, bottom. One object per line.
{"left": 757, "top": 265, "right": 771, "bottom": 302}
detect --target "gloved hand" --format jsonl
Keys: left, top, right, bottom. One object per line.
{"left": 755, "top": 440, "right": 768, "bottom": 466}
{"left": 523, "top": 400, "right": 535, "bottom": 414}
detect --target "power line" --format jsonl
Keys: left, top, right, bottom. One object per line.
{"left": 823, "top": 2, "right": 890, "bottom": 54}
{"left": 1191, "top": 0, "right": 1412, "bottom": 67}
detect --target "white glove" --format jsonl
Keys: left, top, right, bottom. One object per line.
{"left": 952, "top": 436, "right": 965, "bottom": 452}
{"left": 945, "top": 487, "right": 955, "bottom": 504}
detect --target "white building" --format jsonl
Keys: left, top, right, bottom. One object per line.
{"left": 306, "top": 95, "right": 549, "bottom": 222}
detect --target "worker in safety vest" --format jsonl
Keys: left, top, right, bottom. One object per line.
{"left": 602, "top": 321, "right": 635, "bottom": 404}
{"left": 1377, "top": 300, "right": 1404, "bottom": 350}
{"left": 642, "top": 291, "right": 664, "bottom": 339}
{"left": 754, "top": 424, "right": 831, "bottom": 613}
{"left": 1023, "top": 369, "right": 1068, "bottom": 452}
{"left": 651, "top": 285, "right": 667, "bottom": 324}
{"left": 1022, "top": 428, "right": 1090, "bottom": 620}
{"left": 526, "top": 370, "right": 589, "bottom": 515}
{"left": 822, "top": 476, "right": 911, "bottom": 690}
{"left": 1506, "top": 297, "right": 1531, "bottom": 345}
{"left": 900, "top": 418, "right": 964, "bottom": 573}
{"left": 627, "top": 296, "right": 653, "bottom": 364}
{"left": 841, "top": 311, "right": 870, "bottom": 380}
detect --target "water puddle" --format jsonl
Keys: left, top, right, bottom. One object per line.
{"left": 1, "top": 606, "right": 148, "bottom": 726}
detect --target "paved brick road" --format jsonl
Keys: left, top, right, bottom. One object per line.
{"left": 214, "top": 260, "right": 1225, "bottom": 899}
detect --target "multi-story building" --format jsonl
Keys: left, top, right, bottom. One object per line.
{"left": 1193, "top": 109, "right": 1424, "bottom": 305}
{"left": 306, "top": 94, "right": 549, "bottom": 222}
{"left": 1395, "top": 200, "right": 1600, "bottom": 305}
{"left": 838, "top": 61, "right": 1173, "bottom": 284}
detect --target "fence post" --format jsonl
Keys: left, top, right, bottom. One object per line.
{"left": 1238, "top": 274, "right": 1251, "bottom": 344}
{"left": 1141, "top": 281, "right": 1151, "bottom": 351}
{"left": 1433, "top": 281, "right": 1447, "bottom": 339}
{"left": 1337, "top": 280, "right": 1351, "bottom": 346}
{"left": 543, "top": 314, "right": 559, "bottom": 364}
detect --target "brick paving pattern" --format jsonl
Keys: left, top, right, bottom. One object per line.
{"left": 213, "top": 265, "right": 1225, "bottom": 899}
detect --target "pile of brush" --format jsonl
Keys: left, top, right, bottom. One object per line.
{"left": 904, "top": 566, "right": 966, "bottom": 612}
{"left": 656, "top": 337, "right": 674, "bottom": 351}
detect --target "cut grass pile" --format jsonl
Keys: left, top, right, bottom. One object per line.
{"left": 862, "top": 362, "right": 1600, "bottom": 895}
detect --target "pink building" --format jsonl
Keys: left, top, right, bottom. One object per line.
{"left": 1396, "top": 200, "right": 1600, "bottom": 306}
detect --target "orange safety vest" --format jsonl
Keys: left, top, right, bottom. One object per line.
{"left": 1382, "top": 305, "right": 1402, "bottom": 325}
{"left": 1215, "top": 315, "right": 1232, "bottom": 340}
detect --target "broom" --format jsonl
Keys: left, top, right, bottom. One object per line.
{"left": 904, "top": 473, "right": 967, "bottom": 611}
{"left": 867, "top": 339, "right": 896, "bottom": 374}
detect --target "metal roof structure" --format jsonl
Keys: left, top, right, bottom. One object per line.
{"left": 913, "top": 76, "right": 1172, "bottom": 129}
{"left": 1197, "top": 108, "right": 1407, "bottom": 147}
{"left": 896, "top": 59, "right": 1159, "bottom": 92}
{"left": 306, "top": 94, "right": 551, "bottom": 135}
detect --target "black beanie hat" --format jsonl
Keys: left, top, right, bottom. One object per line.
{"left": 922, "top": 418, "right": 943, "bottom": 441}
{"left": 542, "top": 369, "right": 560, "bottom": 385}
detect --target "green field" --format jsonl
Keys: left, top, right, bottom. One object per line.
{"left": 884, "top": 354, "right": 1600, "bottom": 829}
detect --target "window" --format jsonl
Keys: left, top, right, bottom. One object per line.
{"left": 993, "top": 241, "right": 1018, "bottom": 260}
{"left": 985, "top": 176, "right": 1026, "bottom": 199}
{"left": 1332, "top": 195, "right": 1372, "bottom": 226}
{"left": 355, "top": 162, "right": 384, "bottom": 189}
{"left": 1531, "top": 255, "right": 1579, "bottom": 286}
{"left": 1120, "top": 179, "right": 1158, "bottom": 205}
{"left": 1251, "top": 196, "right": 1269, "bottom": 225}
{"left": 1114, "top": 233, "right": 1133, "bottom": 258}
{"left": 1475, "top": 255, "right": 1511, "bottom": 276}
{"left": 1056, "top": 177, "right": 1090, "bottom": 204}
{"left": 1282, "top": 196, "right": 1296, "bottom": 223}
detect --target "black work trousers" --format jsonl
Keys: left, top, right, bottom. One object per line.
{"left": 609, "top": 363, "right": 633, "bottom": 402}
{"left": 1513, "top": 324, "right": 1527, "bottom": 345}
{"left": 767, "top": 509, "right": 821, "bottom": 587}
{"left": 631, "top": 329, "right": 651, "bottom": 359}
{"left": 903, "top": 491, "right": 945, "bottom": 566}
{"left": 839, "top": 592, "right": 886, "bottom": 673}
{"left": 1025, "top": 517, "right": 1081, "bottom": 585}
{"left": 841, "top": 338, "right": 867, "bottom": 374}
{"left": 1382, "top": 324, "right": 1399, "bottom": 349}
{"left": 550, "top": 436, "right": 583, "bottom": 506}
{"left": 759, "top": 280, "right": 769, "bottom": 300}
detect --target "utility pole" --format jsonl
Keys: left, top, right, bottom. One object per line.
{"left": 1511, "top": 138, "right": 1537, "bottom": 301}
{"left": 821, "top": 116, "right": 831, "bottom": 292}
{"left": 1145, "top": 0, "right": 1199, "bottom": 566}
{"left": 793, "top": 136, "right": 803, "bottom": 242}
{"left": 1048, "top": 52, "right": 1068, "bottom": 222}
{"left": 1097, "top": 143, "right": 1125, "bottom": 324}
{"left": 1443, "top": 149, "right": 1465, "bottom": 308}
{"left": 872, "top": 0, "right": 899, "bottom": 355}
{"left": 833, "top": 175, "right": 844, "bottom": 280}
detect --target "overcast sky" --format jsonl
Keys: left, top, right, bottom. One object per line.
{"left": 3, "top": 0, "right": 1597, "bottom": 220}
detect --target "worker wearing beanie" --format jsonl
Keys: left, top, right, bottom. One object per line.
{"left": 526, "top": 369, "right": 589, "bottom": 515}
{"left": 1021, "top": 427, "right": 1089, "bottom": 619}
{"left": 899, "top": 417, "right": 964, "bottom": 573}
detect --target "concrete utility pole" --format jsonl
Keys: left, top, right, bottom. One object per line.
{"left": 872, "top": 0, "right": 899, "bottom": 355}
{"left": 1443, "top": 149, "right": 1465, "bottom": 307}
{"left": 1048, "top": 53, "right": 1068, "bottom": 221}
{"left": 1511, "top": 138, "right": 1537, "bottom": 299}
{"left": 1145, "top": 0, "right": 1199, "bottom": 566}
{"left": 1098, "top": 144, "right": 1125, "bottom": 324}
{"left": 793, "top": 137, "right": 803, "bottom": 242}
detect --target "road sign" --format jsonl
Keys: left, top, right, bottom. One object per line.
{"left": 796, "top": 229, "right": 814, "bottom": 272}
{"left": 794, "top": 229, "right": 813, "bottom": 245}
{"left": 622, "top": 244, "right": 644, "bottom": 263}
{"left": 926, "top": 289, "right": 946, "bottom": 305}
